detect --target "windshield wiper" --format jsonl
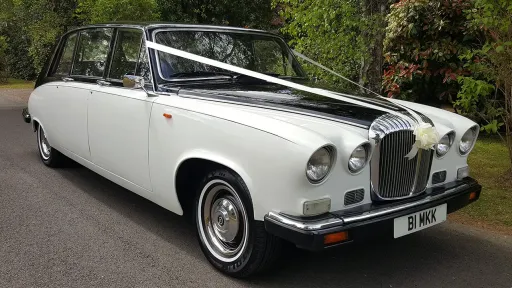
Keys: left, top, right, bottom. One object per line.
{"left": 168, "top": 71, "right": 236, "bottom": 78}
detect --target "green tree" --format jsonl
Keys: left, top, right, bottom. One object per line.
{"left": 76, "top": 0, "right": 159, "bottom": 24}
{"left": 0, "top": 0, "right": 79, "bottom": 76}
{"left": 275, "top": 0, "right": 389, "bottom": 92}
{"left": 461, "top": 0, "right": 512, "bottom": 170}
{"left": 383, "top": 0, "right": 479, "bottom": 105}
{"left": 156, "top": 0, "right": 273, "bottom": 29}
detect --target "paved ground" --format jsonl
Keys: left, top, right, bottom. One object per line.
{"left": 1, "top": 90, "right": 512, "bottom": 287}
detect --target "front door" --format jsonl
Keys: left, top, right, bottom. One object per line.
{"left": 87, "top": 28, "right": 155, "bottom": 191}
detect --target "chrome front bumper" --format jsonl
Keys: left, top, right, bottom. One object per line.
{"left": 264, "top": 177, "right": 481, "bottom": 250}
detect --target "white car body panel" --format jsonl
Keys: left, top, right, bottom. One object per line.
{"left": 29, "top": 84, "right": 90, "bottom": 160}
{"left": 88, "top": 84, "right": 155, "bottom": 191}
{"left": 28, "top": 81, "right": 479, "bottom": 221}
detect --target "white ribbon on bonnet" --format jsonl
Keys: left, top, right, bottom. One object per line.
{"left": 145, "top": 41, "right": 440, "bottom": 159}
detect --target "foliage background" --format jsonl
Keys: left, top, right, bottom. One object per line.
{"left": 0, "top": 0, "right": 510, "bottom": 165}
{"left": 0, "top": 0, "right": 273, "bottom": 81}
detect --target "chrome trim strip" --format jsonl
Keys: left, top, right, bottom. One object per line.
{"left": 265, "top": 212, "right": 344, "bottom": 231}
{"left": 265, "top": 183, "right": 469, "bottom": 231}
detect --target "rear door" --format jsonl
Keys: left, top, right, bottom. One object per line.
{"left": 87, "top": 28, "right": 155, "bottom": 191}
{"left": 39, "top": 30, "right": 92, "bottom": 160}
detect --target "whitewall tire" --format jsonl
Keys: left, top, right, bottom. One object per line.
{"left": 195, "top": 169, "right": 281, "bottom": 278}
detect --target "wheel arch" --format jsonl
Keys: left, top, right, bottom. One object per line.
{"left": 174, "top": 151, "right": 254, "bottom": 219}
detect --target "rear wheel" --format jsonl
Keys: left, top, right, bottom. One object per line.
{"left": 37, "top": 124, "right": 65, "bottom": 167}
{"left": 195, "top": 169, "right": 281, "bottom": 278}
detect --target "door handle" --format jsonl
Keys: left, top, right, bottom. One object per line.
{"left": 96, "top": 80, "right": 111, "bottom": 86}
{"left": 62, "top": 77, "right": 74, "bottom": 82}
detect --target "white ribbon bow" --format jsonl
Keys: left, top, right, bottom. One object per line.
{"left": 404, "top": 123, "right": 440, "bottom": 159}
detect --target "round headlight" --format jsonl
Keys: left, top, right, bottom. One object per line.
{"left": 436, "top": 132, "right": 454, "bottom": 157}
{"left": 348, "top": 144, "right": 369, "bottom": 173}
{"left": 306, "top": 147, "right": 334, "bottom": 183}
{"left": 459, "top": 127, "right": 478, "bottom": 155}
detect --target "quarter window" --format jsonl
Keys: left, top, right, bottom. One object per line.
{"left": 72, "top": 28, "right": 113, "bottom": 77}
{"left": 136, "top": 43, "right": 152, "bottom": 83}
{"left": 53, "top": 33, "right": 77, "bottom": 76}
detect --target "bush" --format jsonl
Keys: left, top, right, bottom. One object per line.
{"left": 276, "top": 0, "right": 388, "bottom": 92}
{"left": 383, "top": 0, "right": 479, "bottom": 105}
{"left": 0, "top": 36, "right": 7, "bottom": 83}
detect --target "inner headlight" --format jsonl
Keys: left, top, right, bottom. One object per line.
{"left": 436, "top": 132, "right": 454, "bottom": 157}
{"left": 459, "top": 126, "right": 478, "bottom": 155}
{"left": 306, "top": 146, "right": 335, "bottom": 183}
{"left": 348, "top": 144, "right": 369, "bottom": 173}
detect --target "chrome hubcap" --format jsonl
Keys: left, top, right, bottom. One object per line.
{"left": 199, "top": 181, "right": 248, "bottom": 261}
{"left": 211, "top": 198, "right": 239, "bottom": 242}
{"left": 38, "top": 127, "right": 51, "bottom": 160}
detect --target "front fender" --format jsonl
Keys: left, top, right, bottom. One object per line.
{"left": 173, "top": 149, "right": 254, "bottom": 204}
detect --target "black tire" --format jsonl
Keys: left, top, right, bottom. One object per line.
{"left": 37, "top": 124, "right": 65, "bottom": 167}
{"left": 195, "top": 169, "right": 281, "bottom": 278}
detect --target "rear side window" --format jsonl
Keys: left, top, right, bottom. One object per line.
{"left": 52, "top": 33, "right": 77, "bottom": 76}
{"left": 72, "top": 28, "right": 113, "bottom": 77}
{"left": 108, "top": 29, "right": 143, "bottom": 80}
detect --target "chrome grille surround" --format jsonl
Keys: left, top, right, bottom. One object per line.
{"left": 369, "top": 113, "right": 434, "bottom": 201}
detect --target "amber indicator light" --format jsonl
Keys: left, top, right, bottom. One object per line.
{"left": 324, "top": 231, "right": 349, "bottom": 245}
{"left": 163, "top": 113, "right": 172, "bottom": 119}
{"left": 469, "top": 191, "right": 477, "bottom": 200}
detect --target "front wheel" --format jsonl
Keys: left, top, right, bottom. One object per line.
{"left": 195, "top": 169, "right": 281, "bottom": 278}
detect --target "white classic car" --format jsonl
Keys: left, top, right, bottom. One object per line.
{"left": 22, "top": 23, "right": 482, "bottom": 277}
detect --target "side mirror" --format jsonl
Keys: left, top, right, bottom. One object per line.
{"left": 123, "top": 75, "right": 145, "bottom": 89}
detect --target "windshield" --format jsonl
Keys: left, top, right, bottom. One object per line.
{"left": 154, "top": 30, "right": 305, "bottom": 81}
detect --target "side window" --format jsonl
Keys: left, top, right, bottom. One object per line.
{"left": 109, "top": 29, "right": 151, "bottom": 83}
{"left": 72, "top": 28, "right": 113, "bottom": 77}
{"left": 109, "top": 29, "right": 143, "bottom": 80}
{"left": 52, "top": 33, "right": 77, "bottom": 76}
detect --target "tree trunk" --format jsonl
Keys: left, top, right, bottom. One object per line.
{"left": 362, "top": 0, "right": 389, "bottom": 93}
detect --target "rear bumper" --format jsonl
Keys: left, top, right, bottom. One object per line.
{"left": 22, "top": 108, "right": 31, "bottom": 124}
{"left": 264, "top": 177, "right": 481, "bottom": 251}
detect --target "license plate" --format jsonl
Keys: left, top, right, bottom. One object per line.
{"left": 393, "top": 204, "right": 447, "bottom": 238}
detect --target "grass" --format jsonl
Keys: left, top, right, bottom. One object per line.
{"left": 0, "top": 78, "right": 34, "bottom": 89}
{"left": 452, "top": 136, "right": 512, "bottom": 231}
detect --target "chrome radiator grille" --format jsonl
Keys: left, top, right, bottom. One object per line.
{"left": 376, "top": 131, "right": 432, "bottom": 199}
{"left": 370, "top": 113, "right": 433, "bottom": 200}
